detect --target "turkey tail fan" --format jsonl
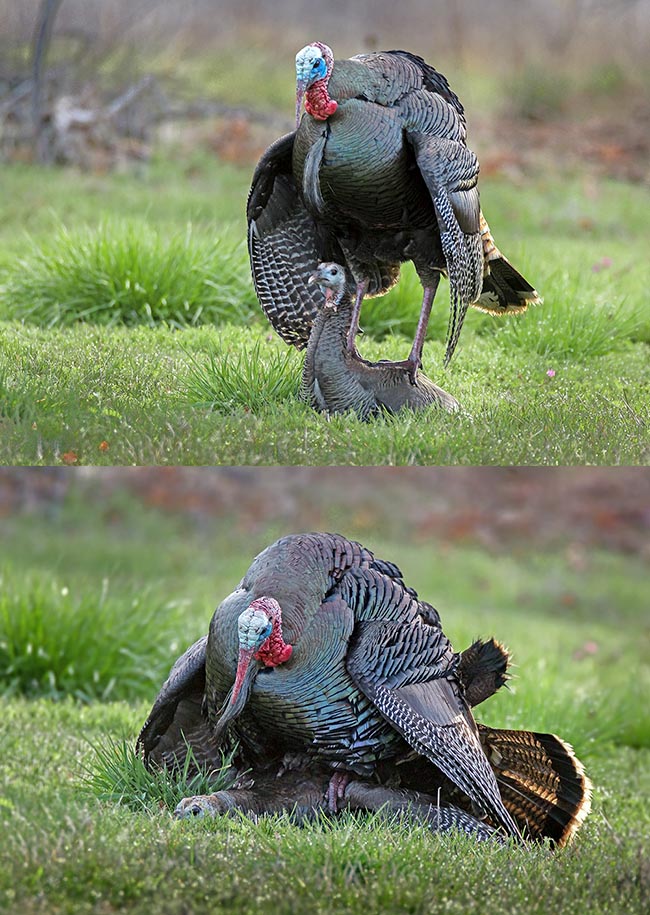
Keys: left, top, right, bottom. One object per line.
{"left": 473, "top": 214, "right": 542, "bottom": 315}
{"left": 474, "top": 257, "right": 542, "bottom": 315}
{"left": 478, "top": 724, "right": 592, "bottom": 847}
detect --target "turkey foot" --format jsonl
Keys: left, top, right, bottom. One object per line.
{"left": 327, "top": 771, "right": 351, "bottom": 813}
{"left": 375, "top": 357, "right": 421, "bottom": 385}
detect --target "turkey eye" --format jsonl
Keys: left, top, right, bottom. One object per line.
{"left": 331, "top": 268, "right": 338, "bottom": 275}
{"left": 312, "top": 60, "right": 320, "bottom": 69}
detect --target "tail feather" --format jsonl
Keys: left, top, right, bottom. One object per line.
{"left": 458, "top": 638, "right": 511, "bottom": 708}
{"left": 473, "top": 214, "right": 542, "bottom": 315}
{"left": 478, "top": 724, "right": 592, "bottom": 847}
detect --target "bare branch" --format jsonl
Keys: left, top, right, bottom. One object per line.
{"left": 31, "top": 0, "right": 64, "bottom": 161}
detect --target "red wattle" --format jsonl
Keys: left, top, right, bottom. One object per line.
{"left": 305, "top": 82, "right": 338, "bottom": 121}
{"left": 255, "top": 627, "right": 293, "bottom": 667}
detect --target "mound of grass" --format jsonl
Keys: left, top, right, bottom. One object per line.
{"left": 83, "top": 737, "right": 236, "bottom": 812}
{"left": 0, "top": 570, "right": 180, "bottom": 700}
{"left": 0, "top": 220, "right": 256, "bottom": 329}
{"left": 183, "top": 338, "right": 302, "bottom": 412}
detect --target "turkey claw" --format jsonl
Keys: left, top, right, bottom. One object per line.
{"left": 327, "top": 771, "right": 351, "bottom": 813}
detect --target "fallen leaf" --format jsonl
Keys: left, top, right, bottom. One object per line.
{"left": 61, "top": 451, "right": 78, "bottom": 465}
{"left": 99, "top": 441, "right": 109, "bottom": 452}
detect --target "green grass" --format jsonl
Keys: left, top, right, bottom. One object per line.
{"left": 0, "top": 160, "right": 649, "bottom": 465}
{"left": 183, "top": 337, "right": 303, "bottom": 412}
{"left": 0, "top": 222, "right": 255, "bottom": 329}
{"left": 0, "top": 321, "right": 648, "bottom": 464}
{"left": 0, "top": 502, "right": 649, "bottom": 914}
{"left": 0, "top": 568, "right": 183, "bottom": 701}
{"left": 83, "top": 738, "right": 236, "bottom": 812}
{"left": 4, "top": 699, "right": 648, "bottom": 915}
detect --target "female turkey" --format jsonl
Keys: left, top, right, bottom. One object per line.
{"left": 248, "top": 43, "right": 541, "bottom": 379}
{"left": 138, "top": 533, "right": 591, "bottom": 846}
{"left": 301, "top": 261, "right": 459, "bottom": 418}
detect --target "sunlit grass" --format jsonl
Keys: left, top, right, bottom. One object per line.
{"left": 83, "top": 737, "right": 236, "bottom": 812}
{"left": 0, "top": 221, "right": 256, "bottom": 329}
{"left": 183, "top": 338, "right": 302, "bottom": 412}
{"left": 0, "top": 320, "right": 647, "bottom": 465}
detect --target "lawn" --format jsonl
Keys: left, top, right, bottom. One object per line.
{"left": 1, "top": 157, "right": 649, "bottom": 465}
{"left": 0, "top": 498, "right": 649, "bottom": 914}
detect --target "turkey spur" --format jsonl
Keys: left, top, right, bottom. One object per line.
{"left": 138, "top": 533, "right": 591, "bottom": 846}
{"left": 248, "top": 43, "right": 541, "bottom": 380}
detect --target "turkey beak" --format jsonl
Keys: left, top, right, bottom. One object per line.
{"left": 307, "top": 271, "right": 319, "bottom": 285}
{"left": 213, "top": 648, "right": 260, "bottom": 740}
{"left": 296, "top": 78, "right": 308, "bottom": 130}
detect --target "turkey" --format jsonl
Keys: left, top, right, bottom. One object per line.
{"left": 248, "top": 43, "right": 541, "bottom": 380}
{"left": 301, "top": 262, "right": 459, "bottom": 418}
{"left": 172, "top": 763, "right": 501, "bottom": 843}
{"left": 138, "top": 533, "right": 591, "bottom": 846}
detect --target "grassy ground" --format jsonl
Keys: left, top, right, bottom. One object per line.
{"left": 1, "top": 501, "right": 649, "bottom": 913}
{"left": 1, "top": 158, "right": 649, "bottom": 465}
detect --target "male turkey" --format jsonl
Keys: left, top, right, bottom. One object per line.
{"left": 301, "top": 262, "right": 459, "bottom": 418}
{"left": 248, "top": 43, "right": 541, "bottom": 380}
{"left": 138, "top": 533, "right": 591, "bottom": 846}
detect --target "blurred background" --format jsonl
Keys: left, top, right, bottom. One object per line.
{"left": 1, "top": 0, "right": 649, "bottom": 178}
{"left": 0, "top": 466, "right": 648, "bottom": 755}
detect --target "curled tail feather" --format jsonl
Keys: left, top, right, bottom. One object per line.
{"left": 458, "top": 637, "right": 511, "bottom": 708}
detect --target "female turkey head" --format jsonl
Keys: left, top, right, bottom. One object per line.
{"left": 295, "top": 42, "right": 337, "bottom": 127}
{"left": 214, "top": 597, "right": 293, "bottom": 739}
{"left": 308, "top": 262, "right": 347, "bottom": 312}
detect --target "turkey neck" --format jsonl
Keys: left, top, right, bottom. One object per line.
{"left": 327, "top": 60, "right": 367, "bottom": 101}
{"left": 305, "top": 294, "right": 354, "bottom": 363}
{"left": 326, "top": 59, "right": 392, "bottom": 103}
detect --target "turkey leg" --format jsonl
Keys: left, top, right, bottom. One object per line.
{"left": 343, "top": 781, "right": 499, "bottom": 842}
{"left": 345, "top": 278, "right": 368, "bottom": 358}
{"left": 380, "top": 282, "right": 438, "bottom": 384}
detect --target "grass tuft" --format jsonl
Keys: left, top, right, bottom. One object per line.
{"left": 0, "top": 220, "right": 256, "bottom": 329}
{"left": 0, "top": 569, "right": 180, "bottom": 701}
{"left": 82, "top": 737, "right": 236, "bottom": 812}
{"left": 183, "top": 338, "right": 302, "bottom": 413}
